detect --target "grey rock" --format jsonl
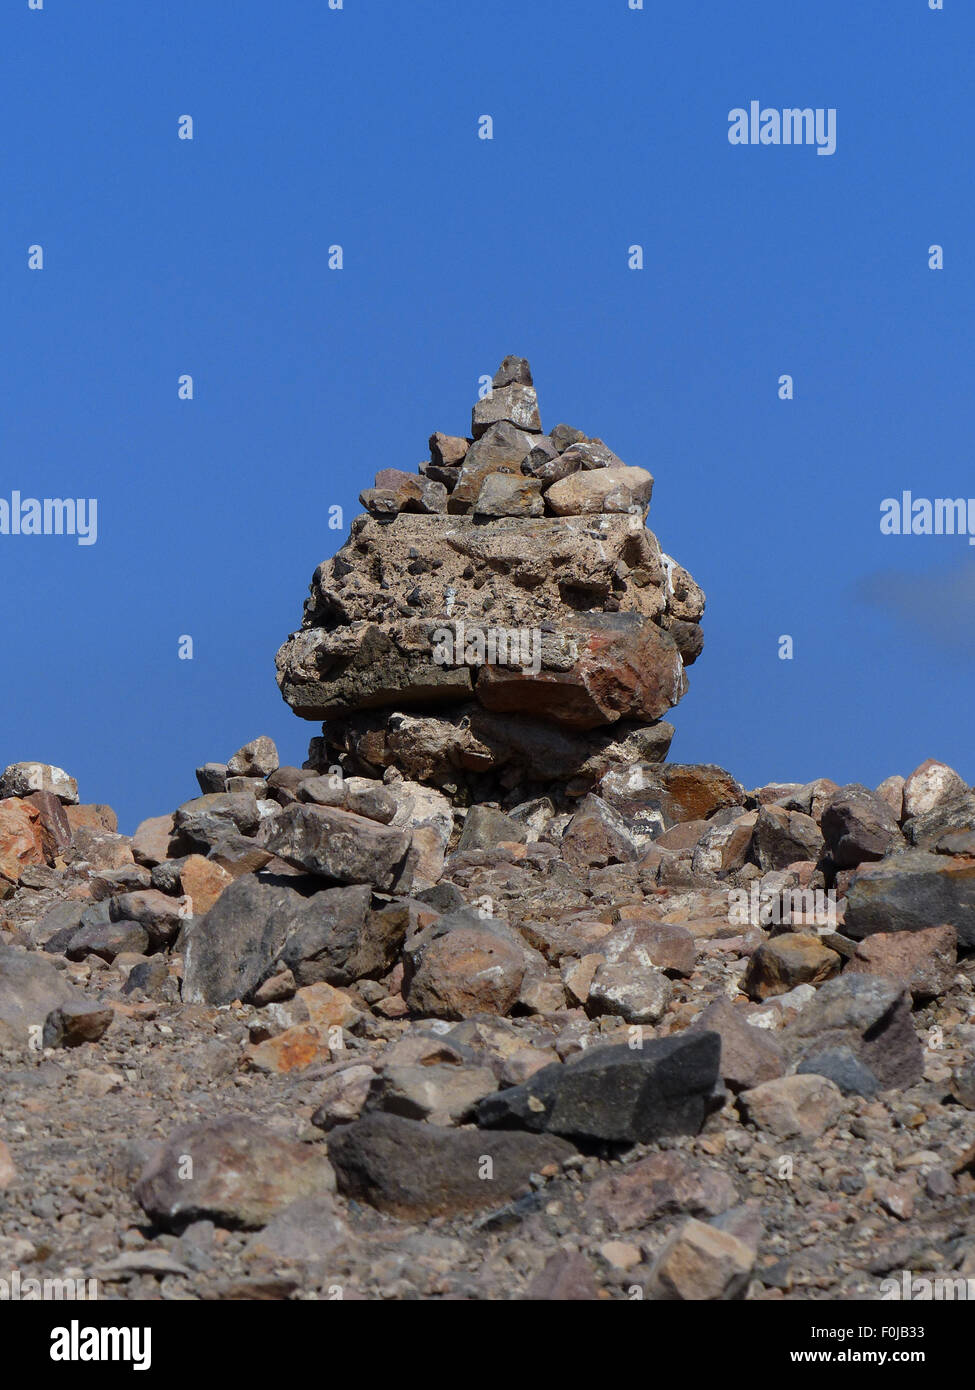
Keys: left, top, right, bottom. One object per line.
{"left": 476, "top": 1034, "right": 722, "bottom": 1144}
{"left": 226, "top": 736, "right": 279, "bottom": 779}
{"left": 796, "top": 1046, "right": 879, "bottom": 1097}
{"left": 135, "top": 1116, "right": 336, "bottom": 1230}
{"left": 327, "top": 1112, "right": 574, "bottom": 1218}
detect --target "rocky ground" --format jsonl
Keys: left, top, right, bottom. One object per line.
{"left": 2, "top": 749, "right": 975, "bottom": 1303}
{"left": 2, "top": 359, "right": 974, "bottom": 1303}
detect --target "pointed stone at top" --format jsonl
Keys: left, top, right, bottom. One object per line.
{"left": 493, "top": 355, "right": 532, "bottom": 389}
{"left": 472, "top": 357, "right": 541, "bottom": 440}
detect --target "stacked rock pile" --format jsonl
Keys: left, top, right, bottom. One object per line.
{"left": 275, "top": 357, "right": 705, "bottom": 802}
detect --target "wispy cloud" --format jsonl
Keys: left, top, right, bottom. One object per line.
{"left": 854, "top": 558, "right": 975, "bottom": 652}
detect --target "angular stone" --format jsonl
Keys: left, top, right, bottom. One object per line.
{"left": 476, "top": 1034, "right": 722, "bottom": 1144}
{"left": 0, "top": 946, "right": 76, "bottom": 1046}
{"left": 845, "top": 850, "right": 975, "bottom": 947}
{"left": 405, "top": 927, "right": 526, "bottom": 1019}
{"left": 589, "top": 1151, "right": 737, "bottom": 1231}
{"left": 599, "top": 920, "right": 696, "bottom": 976}
{"left": 647, "top": 1219, "right": 754, "bottom": 1301}
{"left": 738, "top": 1073, "right": 844, "bottom": 1139}
{"left": 178, "top": 855, "right": 234, "bottom": 917}
{"left": 560, "top": 794, "right": 638, "bottom": 871}
{"left": 173, "top": 793, "right": 261, "bottom": 851}
{"left": 42, "top": 1000, "right": 113, "bottom": 1049}
{"left": 545, "top": 465, "right": 653, "bottom": 517}
{"left": 476, "top": 612, "right": 686, "bottom": 731}
{"left": 634, "top": 764, "right": 745, "bottom": 825}
{"left": 692, "top": 813, "right": 757, "bottom": 877}
{"left": 327, "top": 1112, "right": 573, "bottom": 1218}
{"left": 753, "top": 805, "right": 823, "bottom": 872}
{"left": 492, "top": 355, "right": 533, "bottom": 389}
{"left": 108, "top": 890, "right": 184, "bottom": 949}
{"left": 310, "top": 1064, "right": 377, "bottom": 1131}
{"left": 0, "top": 762, "right": 78, "bottom": 804}
{"left": 796, "top": 1046, "right": 878, "bottom": 1097}
{"left": 742, "top": 934, "right": 840, "bottom": 1001}
{"left": 227, "top": 737, "right": 280, "bottom": 779}
{"left": 782, "top": 974, "right": 923, "bottom": 1090}
{"left": 474, "top": 471, "right": 544, "bottom": 517}
{"left": 549, "top": 423, "right": 588, "bottom": 452}
{"left": 24, "top": 791, "right": 73, "bottom": 859}
{"left": 448, "top": 422, "right": 539, "bottom": 512}
{"left": 264, "top": 803, "right": 414, "bottom": 892}
{"left": 275, "top": 885, "right": 392, "bottom": 986}
{"left": 876, "top": 775, "right": 906, "bottom": 821}
{"left": 181, "top": 875, "right": 296, "bottom": 1005}
{"left": 67, "top": 920, "right": 149, "bottom": 962}
{"left": 472, "top": 383, "right": 542, "bottom": 440}
{"left": 367, "top": 1063, "right": 498, "bottom": 1126}
{"left": 821, "top": 784, "right": 904, "bottom": 867}
{"left": 845, "top": 924, "right": 956, "bottom": 1001}
{"left": 689, "top": 1000, "right": 786, "bottom": 1093}
{"left": 457, "top": 805, "right": 527, "bottom": 853}
{"left": 902, "top": 759, "right": 968, "bottom": 820}
{"left": 134, "top": 1116, "right": 336, "bottom": 1230}
{"left": 586, "top": 962, "right": 671, "bottom": 1024}
{"left": 131, "top": 814, "right": 176, "bottom": 867}
{"left": 195, "top": 763, "right": 228, "bottom": 795}
{"left": 429, "top": 432, "right": 470, "bottom": 468}
{"left": 0, "top": 799, "right": 46, "bottom": 884}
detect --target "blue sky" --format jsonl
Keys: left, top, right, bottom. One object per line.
{"left": 2, "top": 0, "right": 971, "bottom": 831}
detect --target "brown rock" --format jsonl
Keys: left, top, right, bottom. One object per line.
{"left": 429, "top": 432, "right": 469, "bottom": 468}
{"left": 742, "top": 934, "right": 841, "bottom": 1001}
{"left": 845, "top": 924, "right": 956, "bottom": 1001}
{"left": 590, "top": 1151, "right": 737, "bottom": 1231}
{"left": 647, "top": 1219, "right": 754, "bottom": 1301}
{"left": 738, "top": 1073, "right": 844, "bottom": 1139}
{"left": 179, "top": 855, "right": 233, "bottom": 916}
{"left": 0, "top": 799, "right": 46, "bottom": 884}
{"left": 527, "top": 1251, "right": 600, "bottom": 1301}
{"left": 405, "top": 927, "right": 526, "bottom": 1019}
{"left": 545, "top": 466, "right": 653, "bottom": 517}
{"left": 65, "top": 803, "right": 118, "bottom": 834}
{"left": 131, "top": 814, "right": 176, "bottom": 867}
{"left": 690, "top": 999, "right": 786, "bottom": 1092}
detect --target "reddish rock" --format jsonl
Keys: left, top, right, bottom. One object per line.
{"left": 690, "top": 999, "right": 787, "bottom": 1092}
{"left": 845, "top": 924, "right": 956, "bottom": 1001}
{"left": 0, "top": 799, "right": 46, "bottom": 884}
{"left": 179, "top": 855, "right": 233, "bottom": 916}
{"left": 589, "top": 1151, "right": 737, "bottom": 1230}
{"left": 65, "top": 804, "right": 118, "bottom": 834}
{"left": 405, "top": 928, "right": 526, "bottom": 1019}
{"left": 742, "top": 934, "right": 841, "bottom": 1001}
{"left": 26, "top": 791, "right": 73, "bottom": 858}
{"left": 476, "top": 612, "right": 686, "bottom": 731}
{"left": 131, "top": 814, "right": 176, "bottom": 867}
